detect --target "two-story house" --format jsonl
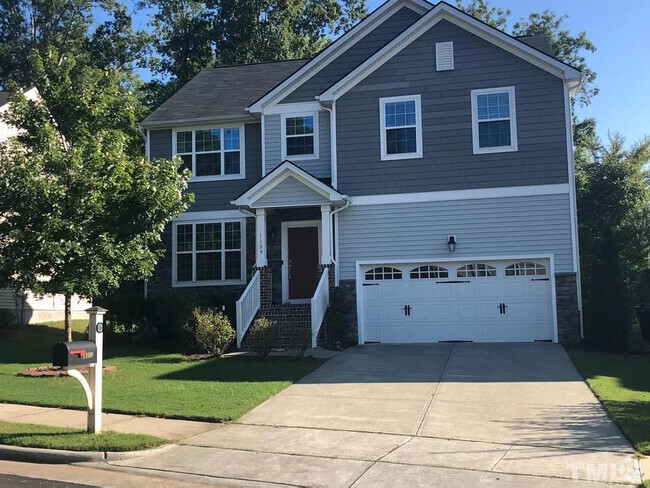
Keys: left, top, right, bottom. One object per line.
{"left": 140, "top": 0, "right": 583, "bottom": 348}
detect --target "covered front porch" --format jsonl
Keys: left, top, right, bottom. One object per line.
{"left": 232, "top": 161, "right": 349, "bottom": 348}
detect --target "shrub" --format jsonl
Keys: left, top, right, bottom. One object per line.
{"left": 0, "top": 310, "right": 15, "bottom": 331}
{"left": 327, "top": 286, "right": 355, "bottom": 349}
{"left": 291, "top": 326, "right": 312, "bottom": 358}
{"left": 250, "top": 317, "right": 278, "bottom": 358}
{"left": 182, "top": 307, "right": 235, "bottom": 357}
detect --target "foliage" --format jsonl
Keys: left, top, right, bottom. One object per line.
{"left": 139, "top": 0, "right": 368, "bottom": 107}
{"left": 327, "top": 286, "right": 355, "bottom": 349}
{"left": 0, "top": 321, "right": 323, "bottom": 422}
{"left": 0, "top": 50, "right": 192, "bottom": 341}
{"left": 575, "top": 130, "right": 650, "bottom": 350}
{"left": 0, "top": 309, "right": 15, "bottom": 330}
{"left": 456, "top": 0, "right": 597, "bottom": 107}
{"left": 291, "top": 326, "right": 312, "bottom": 358}
{"left": 0, "top": 420, "right": 166, "bottom": 452}
{"left": 183, "top": 307, "right": 235, "bottom": 356}
{"left": 250, "top": 317, "right": 279, "bottom": 358}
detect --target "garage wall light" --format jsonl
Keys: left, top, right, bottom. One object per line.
{"left": 447, "top": 235, "right": 457, "bottom": 252}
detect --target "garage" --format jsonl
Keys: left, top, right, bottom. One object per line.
{"left": 359, "top": 258, "right": 555, "bottom": 343}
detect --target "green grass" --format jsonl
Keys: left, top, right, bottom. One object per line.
{"left": 567, "top": 348, "right": 650, "bottom": 455}
{"left": 0, "top": 420, "right": 165, "bottom": 452}
{"left": 0, "top": 321, "right": 324, "bottom": 422}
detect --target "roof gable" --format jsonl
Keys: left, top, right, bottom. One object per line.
{"left": 318, "top": 1, "right": 582, "bottom": 102}
{"left": 247, "top": 0, "right": 433, "bottom": 113}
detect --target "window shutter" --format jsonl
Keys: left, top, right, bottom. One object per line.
{"left": 435, "top": 41, "right": 454, "bottom": 71}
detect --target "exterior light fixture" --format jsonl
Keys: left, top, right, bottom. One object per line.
{"left": 447, "top": 235, "right": 457, "bottom": 252}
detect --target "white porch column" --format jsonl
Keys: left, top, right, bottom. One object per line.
{"left": 320, "top": 204, "right": 332, "bottom": 265}
{"left": 255, "top": 208, "right": 267, "bottom": 267}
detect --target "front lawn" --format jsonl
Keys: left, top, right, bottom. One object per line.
{"left": 567, "top": 348, "right": 650, "bottom": 454}
{"left": 0, "top": 420, "right": 165, "bottom": 452}
{"left": 0, "top": 321, "right": 323, "bottom": 422}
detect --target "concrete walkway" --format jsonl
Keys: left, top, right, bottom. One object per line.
{"left": 111, "top": 343, "right": 643, "bottom": 487}
{"left": 0, "top": 403, "right": 216, "bottom": 442}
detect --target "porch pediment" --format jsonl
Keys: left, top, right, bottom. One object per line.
{"left": 233, "top": 161, "right": 346, "bottom": 209}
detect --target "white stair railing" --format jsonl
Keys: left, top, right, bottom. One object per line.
{"left": 236, "top": 270, "right": 261, "bottom": 348}
{"left": 310, "top": 268, "right": 330, "bottom": 348}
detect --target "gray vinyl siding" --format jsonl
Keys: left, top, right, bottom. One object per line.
{"left": 149, "top": 124, "right": 263, "bottom": 212}
{"left": 336, "top": 19, "right": 569, "bottom": 196}
{"left": 337, "top": 193, "right": 574, "bottom": 280}
{"left": 253, "top": 176, "right": 330, "bottom": 207}
{"left": 264, "top": 111, "right": 331, "bottom": 178}
{"left": 280, "top": 6, "right": 423, "bottom": 104}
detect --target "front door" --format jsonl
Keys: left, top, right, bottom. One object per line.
{"left": 288, "top": 226, "right": 319, "bottom": 300}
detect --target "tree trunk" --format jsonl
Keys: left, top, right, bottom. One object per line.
{"left": 65, "top": 294, "right": 72, "bottom": 342}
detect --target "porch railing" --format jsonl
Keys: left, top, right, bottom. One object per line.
{"left": 310, "top": 268, "right": 329, "bottom": 348}
{"left": 236, "top": 270, "right": 261, "bottom": 348}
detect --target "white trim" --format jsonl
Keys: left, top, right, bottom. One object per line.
{"left": 379, "top": 94, "right": 423, "bottom": 161}
{"left": 145, "top": 129, "right": 150, "bottom": 160}
{"left": 233, "top": 161, "right": 345, "bottom": 207}
{"left": 172, "top": 218, "right": 247, "bottom": 288}
{"left": 435, "top": 41, "right": 454, "bottom": 71}
{"left": 351, "top": 183, "right": 570, "bottom": 206}
{"left": 331, "top": 101, "right": 338, "bottom": 188}
{"left": 172, "top": 123, "right": 246, "bottom": 182}
{"left": 564, "top": 82, "right": 584, "bottom": 337}
{"left": 265, "top": 101, "right": 322, "bottom": 115}
{"left": 320, "top": 205, "right": 332, "bottom": 265}
{"left": 281, "top": 112, "right": 320, "bottom": 161}
{"left": 248, "top": 0, "right": 433, "bottom": 112}
{"left": 471, "top": 86, "right": 518, "bottom": 155}
{"left": 355, "top": 253, "right": 559, "bottom": 344}
{"left": 281, "top": 220, "right": 322, "bottom": 303}
{"left": 261, "top": 114, "right": 266, "bottom": 176}
{"left": 173, "top": 209, "right": 251, "bottom": 221}
{"left": 255, "top": 208, "right": 267, "bottom": 267}
{"left": 319, "top": 4, "right": 580, "bottom": 102}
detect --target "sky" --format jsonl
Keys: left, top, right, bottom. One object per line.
{"left": 119, "top": 0, "right": 649, "bottom": 144}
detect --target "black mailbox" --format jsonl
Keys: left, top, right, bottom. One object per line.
{"left": 53, "top": 341, "right": 97, "bottom": 367}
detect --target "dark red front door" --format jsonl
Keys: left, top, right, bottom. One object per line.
{"left": 288, "top": 226, "right": 319, "bottom": 299}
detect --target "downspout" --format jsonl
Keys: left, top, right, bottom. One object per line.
{"left": 330, "top": 196, "right": 351, "bottom": 285}
{"left": 318, "top": 99, "right": 338, "bottom": 189}
{"left": 140, "top": 126, "right": 150, "bottom": 300}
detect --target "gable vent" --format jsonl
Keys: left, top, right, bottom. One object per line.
{"left": 436, "top": 41, "right": 454, "bottom": 71}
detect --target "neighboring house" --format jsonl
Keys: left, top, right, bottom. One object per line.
{"left": 0, "top": 88, "right": 91, "bottom": 324}
{"left": 140, "top": 0, "right": 583, "bottom": 347}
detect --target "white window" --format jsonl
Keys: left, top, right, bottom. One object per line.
{"left": 471, "top": 86, "right": 517, "bottom": 154}
{"left": 173, "top": 219, "right": 246, "bottom": 286}
{"left": 173, "top": 126, "right": 245, "bottom": 181}
{"left": 379, "top": 95, "right": 423, "bottom": 161}
{"left": 281, "top": 113, "right": 319, "bottom": 160}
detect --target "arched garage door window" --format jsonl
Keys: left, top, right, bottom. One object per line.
{"left": 365, "top": 267, "right": 403, "bottom": 280}
{"left": 457, "top": 264, "right": 497, "bottom": 278}
{"left": 410, "top": 265, "right": 449, "bottom": 279}
{"left": 505, "top": 261, "right": 547, "bottom": 276}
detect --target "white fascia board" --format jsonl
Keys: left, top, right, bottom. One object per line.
{"left": 248, "top": 0, "right": 433, "bottom": 113}
{"left": 172, "top": 209, "right": 252, "bottom": 221}
{"left": 350, "top": 183, "right": 570, "bottom": 206}
{"left": 233, "top": 161, "right": 345, "bottom": 206}
{"left": 319, "top": 3, "right": 581, "bottom": 102}
{"left": 264, "top": 101, "right": 322, "bottom": 115}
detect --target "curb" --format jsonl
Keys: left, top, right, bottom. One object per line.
{"left": 0, "top": 443, "right": 175, "bottom": 464}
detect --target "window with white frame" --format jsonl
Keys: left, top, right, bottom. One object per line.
{"left": 380, "top": 95, "right": 422, "bottom": 160}
{"left": 174, "top": 220, "right": 244, "bottom": 285}
{"left": 174, "top": 127, "right": 244, "bottom": 180}
{"left": 282, "top": 114, "right": 318, "bottom": 159}
{"left": 471, "top": 87, "right": 517, "bottom": 154}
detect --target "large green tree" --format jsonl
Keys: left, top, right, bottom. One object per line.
{"left": 140, "top": 0, "right": 367, "bottom": 107}
{"left": 456, "top": 0, "right": 597, "bottom": 107}
{"left": 0, "top": 48, "right": 192, "bottom": 341}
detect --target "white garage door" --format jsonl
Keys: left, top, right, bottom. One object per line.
{"left": 361, "top": 259, "right": 554, "bottom": 343}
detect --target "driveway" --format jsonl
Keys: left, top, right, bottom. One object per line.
{"left": 112, "top": 343, "right": 642, "bottom": 486}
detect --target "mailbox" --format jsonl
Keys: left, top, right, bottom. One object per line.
{"left": 53, "top": 341, "right": 97, "bottom": 367}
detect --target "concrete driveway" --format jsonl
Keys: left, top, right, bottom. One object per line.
{"left": 112, "top": 343, "right": 642, "bottom": 487}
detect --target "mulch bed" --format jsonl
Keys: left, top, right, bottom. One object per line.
{"left": 17, "top": 365, "right": 116, "bottom": 377}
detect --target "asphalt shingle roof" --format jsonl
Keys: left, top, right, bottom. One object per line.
{"left": 0, "top": 91, "right": 12, "bottom": 108}
{"left": 140, "top": 59, "right": 310, "bottom": 127}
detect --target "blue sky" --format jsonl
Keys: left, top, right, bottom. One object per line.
{"left": 120, "top": 0, "right": 648, "bottom": 143}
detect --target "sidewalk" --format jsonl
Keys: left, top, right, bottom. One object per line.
{"left": 0, "top": 403, "right": 219, "bottom": 441}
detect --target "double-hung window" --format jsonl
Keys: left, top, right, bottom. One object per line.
{"left": 282, "top": 114, "right": 318, "bottom": 159}
{"left": 471, "top": 86, "right": 517, "bottom": 154}
{"left": 174, "top": 126, "right": 244, "bottom": 181}
{"left": 379, "top": 95, "right": 423, "bottom": 160}
{"left": 174, "top": 220, "right": 245, "bottom": 286}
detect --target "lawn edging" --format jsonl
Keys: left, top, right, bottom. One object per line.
{"left": 0, "top": 442, "right": 176, "bottom": 464}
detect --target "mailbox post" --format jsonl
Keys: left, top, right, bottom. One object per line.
{"left": 87, "top": 306, "right": 106, "bottom": 433}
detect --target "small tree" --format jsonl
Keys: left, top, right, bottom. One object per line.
{"left": 0, "top": 48, "right": 192, "bottom": 341}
